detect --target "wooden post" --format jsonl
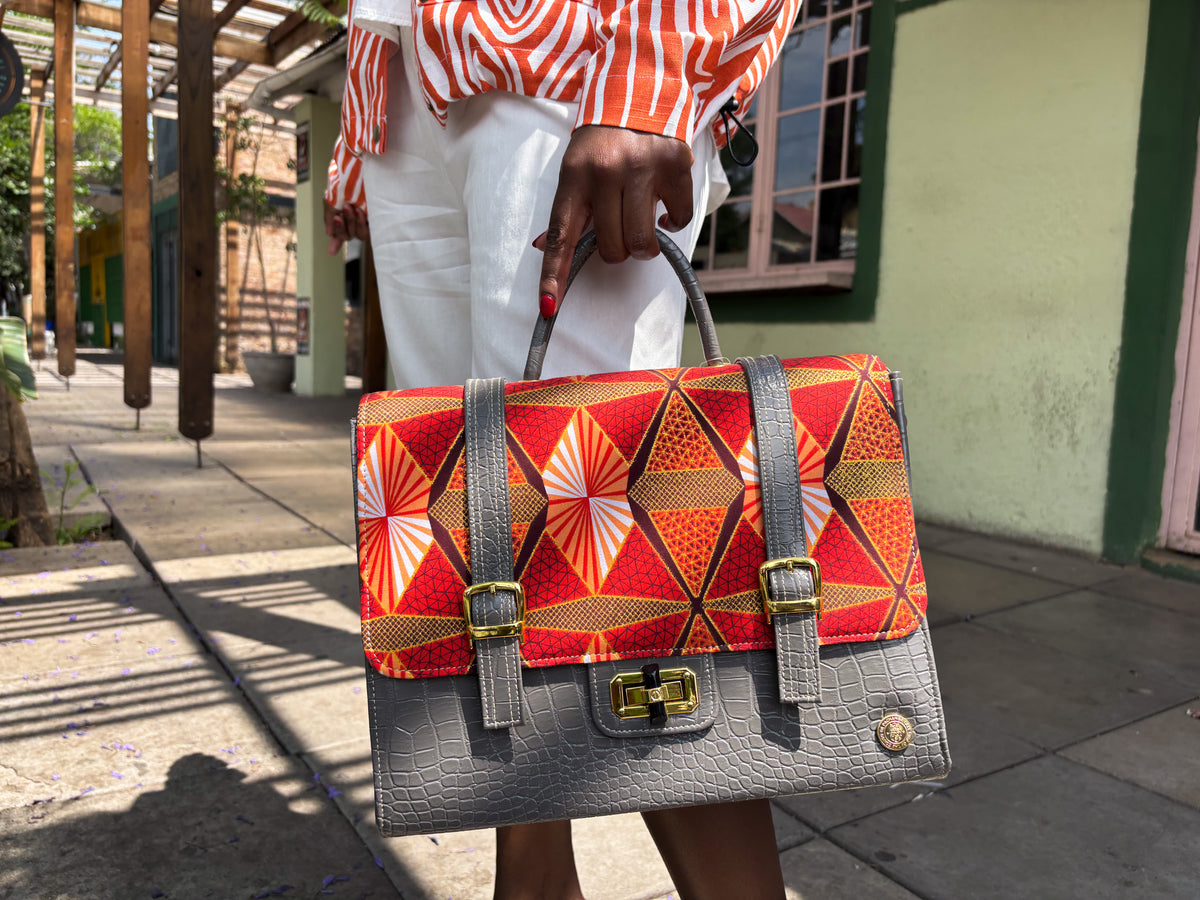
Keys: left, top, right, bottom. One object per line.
{"left": 177, "top": 0, "right": 215, "bottom": 442}
{"left": 28, "top": 69, "right": 46, "bottom": 360}
{"left": 361, "top": 236, "right": 388, "bottom": 392}
{"left": 53, "top": 0, "right": 75, "bottom": 378}
{"left": 223, "top": 103, "right": 242, "bottom": 373}
{"left": 123, "top": 0, "right": 152, "bottom": 410}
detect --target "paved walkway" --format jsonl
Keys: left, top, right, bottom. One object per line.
{"left": 3, "top": 354, "right": 1198, "bottom": 899}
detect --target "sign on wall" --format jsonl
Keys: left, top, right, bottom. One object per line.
{"left": 0, "top": 33, "right": 25, "bottom": 119}
{"left": 295, "top": 121, "right": 310, "bottom": 184}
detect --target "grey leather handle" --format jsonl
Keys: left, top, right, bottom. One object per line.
{"left": 523, "top": 229, "right": 724, "bottom": 381}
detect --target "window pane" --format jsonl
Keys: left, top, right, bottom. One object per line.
{"left": 713, "top": 201, "right": 753, "bottom": 269}
{"left": 806, "top": 0, "right": 828, "bottom": 20}
{"left": 826, "top": 58, "right": 848, "bottom": 100}
{"left": 771, "top": 192, "right": 815, "bottom": 265}
{"left": 817, "top": 185, "right": 859, "bottom": 260}
{"left": 832, "top": 0, "right": 853, "bottom": 11}
{"left": 847, "top": 97, "right": 865, "bottom": 179}
{"left": 691, "top": 214, "right": 713, "bottom": 271}
{"left": 821, "top": 104, "right": 845, "bottom": 183}
{"left": 720, "top": 123, "right": 756, "bottom": 198}
{"left": 774, "top": 110, "right": 821, "bottom": 191}
{"left": 852, "top": 52, "right": 869, "bottom": 93}
{"left": 779, "top": 24, "right": 826, "bottom": 111}
{"left": 856, "top": 7, "right": 872, "bottom": 49}
{"left": 829, "top": 15, "right": 853, "bottom": 58}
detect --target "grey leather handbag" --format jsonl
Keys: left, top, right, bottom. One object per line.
{"left": 352, "top": 232, "right": 950, "bottom": 836}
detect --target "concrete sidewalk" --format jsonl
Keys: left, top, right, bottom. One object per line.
{"left": 3, "top": 354, "right": 1198, "bottom": 899}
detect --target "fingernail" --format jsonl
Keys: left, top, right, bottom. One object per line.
{"left": 657, "top": 214, "right": 683, "bottom": 234}
{"left": 532, "top": 232, "right": 547, "bottom": 251}
{"left": 539, "top": 292, "right": 557, "bottom": 318}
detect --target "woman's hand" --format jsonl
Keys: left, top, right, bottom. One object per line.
{"left": 324, "top": 201, "right": 370, "bottom": 255}
{"left": 535, "top": 125, "right": 694, "bottom": 317}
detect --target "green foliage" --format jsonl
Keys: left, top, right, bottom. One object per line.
{"left": 0, "top": 316, "right": 36, "bottom": 401}
{"left": 0, "top": 516, "right": 17, "bottom": 550}
{"left": 0, "top": 101, "right": 124, "bottom": 303}
{"left": 42, "top": 458, "right": 106, "bottom": 545}
{"left": 296, "top": 0, "right": 346, "bottom": 27}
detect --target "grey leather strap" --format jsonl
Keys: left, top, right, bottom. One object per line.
{"left": 524, "top": 229, "right": 723, "bottom": 381}
{"left": 463, "top": 377, "right": 524, "bottom": 728}
{"left": 738, "top": 355, "right": 821, "bottom": 704}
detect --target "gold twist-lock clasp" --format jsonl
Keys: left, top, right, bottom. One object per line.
{"left": 610, "top": 668, "right": 699, "bottom": 720}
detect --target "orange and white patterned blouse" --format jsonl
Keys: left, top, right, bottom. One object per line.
{"left": 325, "top": 0, "right": 802, "bottom": 211}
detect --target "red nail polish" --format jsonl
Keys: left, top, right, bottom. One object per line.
{"left": 532, "top": 231, "right": 547, "bottom": 250}
{"left": 539, "top": 292, "right": 557, "bottom": 318}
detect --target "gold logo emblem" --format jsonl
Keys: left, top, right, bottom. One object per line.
{"left": 876, "top": 713, "right": 915, "bottom": 752}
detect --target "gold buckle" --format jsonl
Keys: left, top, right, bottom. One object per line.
{"left": 758, "top": 557, "right": 822, "bottom": 618}
{"left": 609, "top": 668, "right": 699, "bottom": 719}
{"left": 462, "top": 581, "right": 525, "bottom": 645}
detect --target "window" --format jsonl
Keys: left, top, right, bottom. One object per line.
{"left": 692, "top": 0, "right": 872, "bottom": 292}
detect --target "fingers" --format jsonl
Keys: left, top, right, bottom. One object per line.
{"left": 537, "top": 185, "right": 589, "bottom": 319}
{"left": 658, "top": 158, "right": 694, "bottom": 236}
{"left": 344, "top": 205, "right": 370, "bottom": 241}
{"left": 323, "top": 201, "right": 346, "bottom": 255}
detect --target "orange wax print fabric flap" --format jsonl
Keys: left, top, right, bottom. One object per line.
{"left": 354, "top": 356, "right": 928, "bottom": 680}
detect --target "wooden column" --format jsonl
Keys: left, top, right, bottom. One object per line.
{"left": 28, "top": 69, "right": 46, "bottom": 360}
{"left": 223, "top": 103, "right": 242, "bottom": 373}
{"left": 361, "top": 237, "right": 388, "bottom": 392}
{"left": 123, "top": 0, "right": 152, "bottom": 410}
{"left": 53, "top": 0, "right": 75, "bottom": 378}
{"left": 177, "top": 0, "right": 215, "bottom": 442}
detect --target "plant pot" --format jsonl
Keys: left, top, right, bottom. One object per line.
{"left": 242, "top": 351, "right": 295, "bottom": 393}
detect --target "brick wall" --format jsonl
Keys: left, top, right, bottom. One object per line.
{"left": 218, "top": 118, "right": 299, "bottom": 369}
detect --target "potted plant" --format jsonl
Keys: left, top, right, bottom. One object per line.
{"left": 218, "top": 115, "right": 297, "bottom": 392}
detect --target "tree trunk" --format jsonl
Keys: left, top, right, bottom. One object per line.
{"left": 0, "top": 388, "right": 54, "bottom": 546}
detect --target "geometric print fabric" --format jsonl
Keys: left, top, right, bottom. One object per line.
{"left": 356, "top": 355, "right": 928, "bottom": 679}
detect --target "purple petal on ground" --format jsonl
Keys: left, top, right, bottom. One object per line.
{"left": 37, "top": 571, "right": 49, "bottom": 578}
{"left": 13, "top": 612, "right": 20, "bottom": 617}
{"left": 79, "top": 787, "right": 94, "bottom": 795}
{"left": 22, "top": 639, "right": 35, "bottom": 644}
{"left": 151, "top": 891, "right": 165, "bottom": 899}
{"left": 146, "top": 648, "right": 160, "bottom": 655}
{"left": 237, "top": 814, "right": 254, "bottom": 825}
{"left": 125, "top": 607, "right": 133, "bottom": 613}
{"left": 51, "top": 773, "right": 60, "bottom": 781}
{"left": 228, "top": 835, "right": 238, "bottom": 843}
{"left": 76, "top": 731, "right": 88, "bottom": 736}
{"left": 352, "top": 687, "right": 361, "bottom": 694}
{"left": 253, "top": 894, "right": 270, "bottom": 899}
{"left": 121, "top": 668, "right": 132, "bottom": 675}
{"left": 169, "top": 638, "right": 177, "bottom": 644}
{"left": 58, "top": 638, "right": 68, "bottom": 643}
{"left": 313, "top": 772, "right": 321, "bottom": 782}
{"left": 68, "top": 614, "right": 77, "bottom": 622}
{"left": 272, "top": 885, "right": 294, "bottom": 894}
{"left": 373, "top": 856, "right": 383, "bottom": 869}
{"left": 111, "top": 771, "right": 123, "bottom": 779}
{"left": 327, "top": 787, "right": 342, "bottom": 799}
{"left": 233, "top": 677, "right": 240, "bottom": 687}
{"left": 86, "top": 632, "right": 98, "bottom": 639}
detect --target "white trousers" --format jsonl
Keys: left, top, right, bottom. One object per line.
{"left": 361, "top": 29, "right": 723, "bottom": 387}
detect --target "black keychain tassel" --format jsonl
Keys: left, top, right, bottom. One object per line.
{"left": 719, "top": 98, "right": 759, "bottom": 167}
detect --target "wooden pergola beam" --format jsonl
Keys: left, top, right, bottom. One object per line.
{"left": 28, "top": 68, "right": 47, "bottom": 360}
{"left": 9, "top": 0, "right": 272, "bottom": 64}
{"left": 177, "top": 0, "right": 216, "bottom": 444}
{"left": 267, "top": 1, "right": 344, "bottom": 66}
{"left": 123, "top": 0, "right": 152, "bottom": 412}
{"left": 53, "top": 0, "right": 74, "bottom": 379}
{"left": 150, "top": 0, "right": 255, "bottom": 98}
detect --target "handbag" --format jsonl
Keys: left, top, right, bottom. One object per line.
{"left": 352, "top": 232, "right": 950, "bottom": 836}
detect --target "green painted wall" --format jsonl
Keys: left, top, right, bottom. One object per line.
{"left": 688, "top": 0, "right": 1151, "bottom": 553}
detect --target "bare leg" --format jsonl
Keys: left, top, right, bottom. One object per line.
{"left": 494, "top": 820, "right": 586, "bottom": 900}
{"left": 641, "top": 800, "right": 785, "bottom": 900}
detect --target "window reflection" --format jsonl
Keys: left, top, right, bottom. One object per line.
{"left": 830, "top": 15, "right": 853, "bottom": 58}
{"left": 714, "top": 201, "right": 753, "bottom": 269}
{"left": 774, "top": 110, "right": 821, "bottom": 191}
{"left": 779, "top": 24, "right": 826, "bottom": 111}
{"left": 771, "top": 193, "right": 816, "bottom": 265}
{"left": 817, "top": 185, "right": 859, "bottom": 261}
